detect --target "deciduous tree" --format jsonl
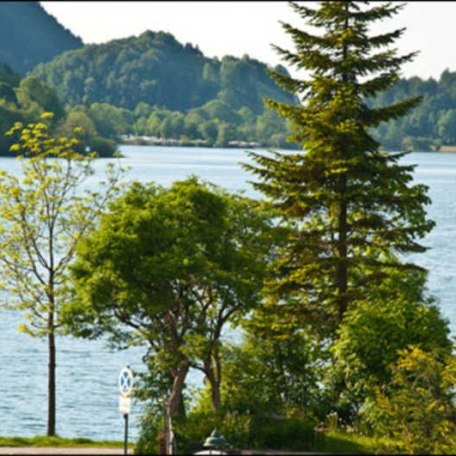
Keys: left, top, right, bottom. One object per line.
{"left": 0, "top": 114, "right": 122, "bottom": 436}
{"left": 65, "top": 178, "right": 274, "bottom": 416}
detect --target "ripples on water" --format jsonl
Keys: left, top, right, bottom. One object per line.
{"left": 0, "top": 146, "right": 454, "bottom": 440}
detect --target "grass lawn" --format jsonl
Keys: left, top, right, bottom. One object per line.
{"left": 0, "top": 431, "right": 396, "bottom": 454}
{"left": 0, "top": 436, "right": 127, "bottom": 448}
{"left": 314, "top": 431, "right": 400, "bottom": 454}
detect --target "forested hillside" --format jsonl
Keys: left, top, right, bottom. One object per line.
{"left": 372, "top": 70, "right": 456, "bottom": 151}
{"left": 0, "top": 2, "right": 83, "bottom": 74}
{"left": 34, "top": 30, "right": 294, "bottom": 112}
{"left": 33, "top": 31, "right": 296, "bottom": 148}
{"left": 26, "top": 22, "right": 456, "bottom": 151}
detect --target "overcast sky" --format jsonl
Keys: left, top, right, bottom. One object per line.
{"left": 41, "top": 1, "right": 456, "bottom": 81}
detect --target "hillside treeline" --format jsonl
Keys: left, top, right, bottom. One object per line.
{"left": 0, "top": 63, "right": 115, "bottom": 156}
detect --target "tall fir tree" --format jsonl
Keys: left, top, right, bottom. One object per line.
{"left": 246, "top": 1, "right": 434, "bottom": 333}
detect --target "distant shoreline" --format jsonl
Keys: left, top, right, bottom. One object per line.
{"left": 119, "top": 135, "right": 456, "bottom": 153}
{"left": 438, "top": 145, "right": 456, "bottom": 153}
{"left": 118, "top": 134, "right": 296, "bottom": 150}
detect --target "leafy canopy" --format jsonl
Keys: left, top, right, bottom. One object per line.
{"left": 0, "top": 113, "right": 122, "bottom": 336}
{"left": 65, "top": 178, "right": 275, "bottom": 415}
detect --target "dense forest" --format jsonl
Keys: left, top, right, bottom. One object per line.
{"left": 32, "top": 28, "right": 456, "bottom": 151}
{"left": 371, "top": 70, "right": 456, "bottom": 151}
{"left": 33, "top": 31, "right": 294, "bottom": 112}
{"left": 0, "top": 63, "right": 115, "bottom": 156}
{"left": 33, "top": 31, "right": 296, "bottom": 148}
{"left": 0, "top": 2, "right": 82, "bottom": 74}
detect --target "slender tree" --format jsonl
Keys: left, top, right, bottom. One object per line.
{"left": 0, "top": 114, "right": 122, "bottom": 436}
{"left": 245, "top": 1, "right": 435, "bottom": 332}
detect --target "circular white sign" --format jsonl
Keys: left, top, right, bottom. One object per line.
{"left": 118, "top": 366, "right": 134, "bottom": 397}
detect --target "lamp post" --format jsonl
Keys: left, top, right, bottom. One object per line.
{"left": 193, "top": 429, "right": 229, "bottom": 455}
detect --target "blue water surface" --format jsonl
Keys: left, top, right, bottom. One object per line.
{"left": 0, "top": 146, "right": 454, "bottom": 440}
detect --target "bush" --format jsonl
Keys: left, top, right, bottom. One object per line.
{"left": 219, "top": 330, "right": 322, "bottom": 418}
{"left": 135, "top": 411, "right": 162, "bottom": 455}
{"left": 324, "top": 271, "right": 452, "bottom": 421}
{"left": 135, "top": 406, "right": 318, "bottom": 454}
{"left": 136, "top": 409, "right": 251, "bottom": 455}
{"left": 360, "top": 346, "right": 456, "bottom": 455}
{"left": 89, "top": 135, "right": 117, "bottom": 157}
{"left": 249, "top": 415, "right": 317, "bottom": 451}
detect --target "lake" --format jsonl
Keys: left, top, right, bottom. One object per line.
{"left": 0, "top": 145, "right": 454, "bottom": 441}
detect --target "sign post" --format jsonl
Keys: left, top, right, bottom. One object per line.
{"left": 118, "top": 365, "right": 134, "bottom": 455}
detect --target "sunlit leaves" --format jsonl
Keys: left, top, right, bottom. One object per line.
{"left": 0, "top": 115, "right": 124, "bottom": 337}
{"left": 65, "top": 178, "right": 275, "bottom": 411}
{"left": 362, "top": 346, "right": 456, "bottom": 454}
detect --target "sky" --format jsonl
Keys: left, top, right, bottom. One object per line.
{"left": 41, "top": 1, "right": 456, "bottom": 81}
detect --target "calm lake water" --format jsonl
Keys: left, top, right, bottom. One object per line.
{"left": 0, "top": 145, "right": 455, "bottom": 440}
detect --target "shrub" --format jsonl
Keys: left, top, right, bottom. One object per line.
{"left": 325, "top": 271, "right": 452, "bottom": 421}
{"left": 361, "top": 346, "right": 456, "bottom": 455}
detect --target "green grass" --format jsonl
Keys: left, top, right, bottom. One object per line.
{"left": 0, "top": 435, "right": 128, "bottom": 448}
{"left": 313, "top": 431, "right": 401, "bottom": 454}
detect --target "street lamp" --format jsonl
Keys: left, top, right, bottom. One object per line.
{"left": 193, "top": 428, "right": 229, "bottom": 455}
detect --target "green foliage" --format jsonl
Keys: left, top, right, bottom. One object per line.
{"left": 87, "top": 103, "right": 134, "bottom": 137}
{"left": 313, "top": 431, "right": 397, "bottom": 455}
{"left": 136, "top": 406, "right": 318, "bottom": 455}
{"left": 7, "top": 2, "right": 456, "bottom": 149}
{"left": 32, "top": 31, "right": 296, "bottom": 148}
{"left": 65, "top": 178, "right": 274, "bottom": 415}
{"left": 57, "top": 108, "right": 117, "bottom": 156}
{"left": 325, "top": 271, "right": 452, "bottom": 419}
{"left": 16, "top": 76, "right": 65, "bottom": 121}
{"left": 0, "top": 81, "right": 17, "bottom": 103}
{"left": 128, "top": 103, "right": 290, "bottom": 147}
{"left": 0, "top": 62, "right": 21, "bottom": 86}
{"left": 135, "top": 412, "right": 163, "bottom": 455}
{"left": 0, "top": 67, "right": 116, "bottom": 157}
{"left": 0, "top": 116, "right": 123, "bottom": 434}
{"left": 0, "top": 2, "right": 82, "bottom": 74}
{"left": 34, "top": 31, "right": 294, "bottom": 112}
{"left": 361, "top": 346, "right": 456, "bottom": 455}
{"left": 437, "top": 108, "right": 456, "bottom": 144}
{"left": 371, "top": 70, "right": 456, "bottom": 150}
{"left": 246, "top": 1, "right": 434, "bottom": 335}
{"left": 136, "top": 403, "right": 396, "bottom": 455}
{"left": 0, "top": 116, "right": 121, "bottom": 336}
{"left": 219, "top": 330, "right": 322, "bottom": 417}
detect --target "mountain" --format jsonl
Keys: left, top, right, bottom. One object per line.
{"left": 0, "top": 2, "right": 83, "bottom": 74}
{"left": 33, "top": 30, "right": 295, "bottom": 113}
{"left": 30, "top": 30, "right": 297, "bottom": 148}
{"left": 28, "top": 24, "right": 456, "bottom": 151}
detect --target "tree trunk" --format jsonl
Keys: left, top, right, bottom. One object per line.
{"left": 337, "top": 194, "right": 348, "bottom": 320}
{"left": 336, "top": 3, "right": 350, "bottom": 321}
{"left": 168, "top": 361, "right": 189, "bottom": 417}
{"left": 207, "top": 371, "right": 221, "bottom": 412}
{"left": 47, "top": 311, "right": 56, "bottom": 436}
{"left": 204, "top": 353, "right": 222, "bottom": 412}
